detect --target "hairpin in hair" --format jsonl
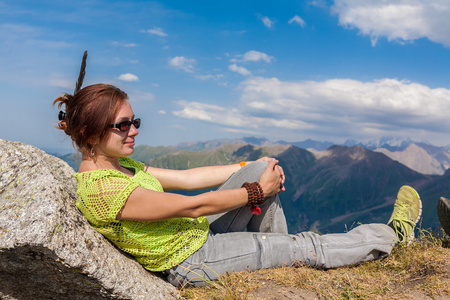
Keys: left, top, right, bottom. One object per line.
{"left": 58, "top": 110, "right": 66, "bottom": 121}
{"left": 74, "top": 50, "right": 88, "bottom": 94}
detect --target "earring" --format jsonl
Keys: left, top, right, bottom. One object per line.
{"left": 90, "top": 145, "right": 95, "bottom": 157}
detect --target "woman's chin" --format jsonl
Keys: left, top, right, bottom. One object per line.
{"left": 122, "top": 146, "right": 135, "bottom": 156}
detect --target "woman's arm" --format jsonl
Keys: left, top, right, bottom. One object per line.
{"left": 145, "top": 163, "right": 241, "bottom": 191}
{"left": 117, "top": 160, "right": 282, "bottom": 222}
{"left": 145, "top": 157, "right": 278, "bottom": 191}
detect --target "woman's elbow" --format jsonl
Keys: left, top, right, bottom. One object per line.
{"left": 177, "top": 194, "right": 217, "bottom": 218}
{"left": 183, "top": 206, "right": 206, "bottom": 218}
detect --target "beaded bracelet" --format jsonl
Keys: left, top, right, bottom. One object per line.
{"left": 241, "top": 182, "right": 265, "bottom": 215}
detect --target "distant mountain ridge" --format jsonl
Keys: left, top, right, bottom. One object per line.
{"left": 172, "top": 135, "right": 445, "bottom": 152}
{"left": 343, "top": 136, "right": 416, "bottom": 151}
{"left": 168, "top": 136, "right": 450, "bottom": 175}
{"left": 173, "top": 137, "right": 276, "bottom": 151}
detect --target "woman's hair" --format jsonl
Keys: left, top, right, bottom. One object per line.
{"left": 53, "top": 83, "right": 128, "bottom": 154}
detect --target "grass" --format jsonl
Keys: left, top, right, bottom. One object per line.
{"left": 180, "top": 230, "right": 450, "bottom": 300}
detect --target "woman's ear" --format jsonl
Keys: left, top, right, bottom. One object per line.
{"left": 81, "top": 126, "right": 100, "bottom": 146}
{"left": 87, "top": 137, "right": 99, "bottom": 146}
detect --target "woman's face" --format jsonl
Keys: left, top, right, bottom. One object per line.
{"left": 95, "top": 100, "right": 139, "bottom": 158}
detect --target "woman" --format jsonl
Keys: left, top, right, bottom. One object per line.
{"left": 54, "top": 83, "right": 422, "bottom": 287}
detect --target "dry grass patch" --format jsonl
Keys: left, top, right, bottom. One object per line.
{"left": 180, "top": 232, "right": 450, "bottom": 299}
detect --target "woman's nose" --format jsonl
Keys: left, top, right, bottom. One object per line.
{"left": 129, "top": 124, "right": 139, "bottom": 136}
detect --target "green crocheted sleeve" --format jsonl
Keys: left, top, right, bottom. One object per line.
{"left": 75, "top": 170, "right": 140, "bottom": 226}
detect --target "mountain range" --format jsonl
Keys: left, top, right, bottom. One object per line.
{"left": 53, "top": 136, "right": 450, "bottom": 234}
{"left": 170, "top": 136, "right": 450, "bottom": 175}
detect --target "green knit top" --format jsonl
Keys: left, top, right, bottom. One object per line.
{"left": 74, "top": 157, "right": 209, "bottom": 271}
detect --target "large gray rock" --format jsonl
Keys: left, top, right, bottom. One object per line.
{"left": 0, "top": 139, "right": 179, "bottom": 299}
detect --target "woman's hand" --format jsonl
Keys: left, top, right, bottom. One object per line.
{"left": 256, "top": 157, "right": 286, "bottom": 192}
{"left": 256, "top": 156, "right": 275, "bottom": 162}
{"left": 258, "top": 160, "right": 285, "bottom": 197}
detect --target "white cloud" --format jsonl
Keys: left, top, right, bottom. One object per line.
{"left": 240, "top": 77, "right": 450, "bottom": 136}
{"left": 288, "top": 15, "right": 306, "bottom": 28}
{"left": 261, "top": 16, "right": 274, "bottom": 28}
{"left": 195, "top": 74, "right": 224, "bottom": 80}
{"left": 231, "top": 50, "right": 275, "bottom": 63}
{"left": 228, "top": 64, "right": 251, "bottom": 76}
{"left": 332, "top": 0, "right": 450, "bottom": 47}
{"left": 112, "top": 41, "right": 137, "bottom": 47}
{"left": 117, "top": 73, "right": 139, "bottom": 82}
{"left": 158, "top": 110, "right": 166, "bottom": 115}
{"left": 49, "top": 78, "right": 74, "bottom": 89}
{"left": 173, "top": 100, "right": 309, "bottom": 130}
{"left": 169, "top": 56, "right": 196, "bottom": 73}
{"left": 174, "top": 101, "right": 223, "bottom": 121}
{"left": 224, "top": 127, "right": 261, "bottom": 135}
{"left": 172, "top": 76, "right": 450, "bottom": 143}
{"left": 144, "top": 27, "right": 168, "bottom": 37}
{"left": 127, "top": 90, "right": 154, "bottom": 102}
{"left": 309, "top": 0, "right": 328, "bottom": 8}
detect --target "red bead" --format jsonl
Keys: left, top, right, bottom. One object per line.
{"left": 250, "top": 206, "right": 261, "bottom": 215}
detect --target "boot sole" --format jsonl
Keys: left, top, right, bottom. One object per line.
{"left": 437, "top": 197, "right": 450, "bottom": 236}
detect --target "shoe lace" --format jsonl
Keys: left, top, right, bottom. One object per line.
{"left": 391, "top": 201, "right": 416, "bottom": 241}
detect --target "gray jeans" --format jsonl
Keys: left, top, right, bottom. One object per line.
{"left": 166, "top": 161, "right": 397, "bottom": 287}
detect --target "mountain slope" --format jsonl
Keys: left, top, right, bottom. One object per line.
{"left": 279, "top": 145, "right": 432, "bottom": 233}
{"left": 131, "top": 145, "right": 179, "bottom": 163}
{"left": 375, "top": 144, "right": 447, "bottom": 175}
{"left": 144, "top": 143, "right": 291, "bottom": 169}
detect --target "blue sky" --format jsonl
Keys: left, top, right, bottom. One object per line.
{"left": 1, "top": 0, "right": 450, "bottom": 154}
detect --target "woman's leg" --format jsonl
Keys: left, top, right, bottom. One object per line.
{"left": 166, "top": 185, "right": 422, "bottom": 287}
{"left": 206, "top": 161, "right": 288, "bottom": 234}
{"left": 166, "top": 223, "right": 397, "bottom": 287}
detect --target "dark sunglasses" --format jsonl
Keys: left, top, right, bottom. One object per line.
{"left": 110, "top": 118, "right": 141, "bottom": 131}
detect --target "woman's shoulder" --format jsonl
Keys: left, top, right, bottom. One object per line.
{"left": 74, "top": 168, "right": 127, "bottom": 182}
{"left": 75, "top": 161, "right": 133, "bottom": 182}
{"left": 74, "top": 157, "right": 145, "bottom": 186}
{"left": 119, "top": 157, "right": 145, "bottom": 170}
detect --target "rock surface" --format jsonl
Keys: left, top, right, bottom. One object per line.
{"left": 0, "top": 139, "right": 178, "bottom": 299}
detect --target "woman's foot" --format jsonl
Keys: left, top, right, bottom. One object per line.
{"left": 388, "top": 186, "right": 422, "bottom": 244}
{"left": 437, "top": 197, "right": 450, "bottom": 236}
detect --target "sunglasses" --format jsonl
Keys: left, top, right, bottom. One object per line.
{"left": 110, "top": 118, "right": 141, "bottom": 131}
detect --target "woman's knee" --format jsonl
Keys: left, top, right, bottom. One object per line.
{"left": 240, "top": 161, "right": 268, "bottom": 178}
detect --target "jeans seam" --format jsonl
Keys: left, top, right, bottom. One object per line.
{"left": 225, "top": 206, "right": 245, "bottom": 232}
{"left": 252, "top": 234, "right": 262, "bottom": 269}
{"left": 268, "top": 197, "right": 274, "bottom": 232}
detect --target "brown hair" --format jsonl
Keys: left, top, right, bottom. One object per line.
{"left": 53, "top": 84, "right": 128, "bottom": 154}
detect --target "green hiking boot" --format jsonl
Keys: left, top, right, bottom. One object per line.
{"left": 388, "top": 185, "right": 422, "bottom": 244}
